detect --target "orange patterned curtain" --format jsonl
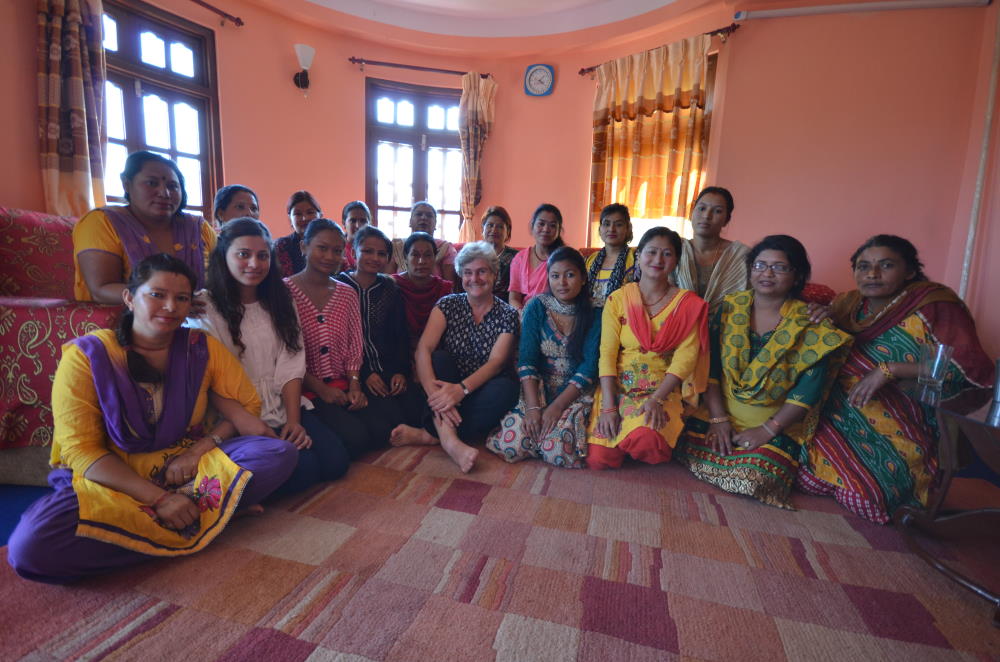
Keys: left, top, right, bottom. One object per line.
{"left": 38, "top": 0, "right": 106, "bottom": 217}
{"left": 457, "top": 72, "right": 497, "bottom": 243}
{"left": 589, "top": 35, "right": 711, "bottom": 245}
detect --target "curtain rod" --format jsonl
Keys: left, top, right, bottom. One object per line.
{"left": 348, "top": 57, "right": 491, "bottom": 78}
{"left": 577, "top": 23, "right": 740, "bottom": 76}
{"left": 189, "top": 0, "right": 243, "bottom": 26}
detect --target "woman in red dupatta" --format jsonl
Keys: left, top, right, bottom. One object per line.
{"left": 392, "top": 233, "right": 455, "bottom": 353}
{"left": 800, "top": 235, "right": 994, "bottom": 523}
{"left": 586, "top": 228, "right": 709, "bottom": 470}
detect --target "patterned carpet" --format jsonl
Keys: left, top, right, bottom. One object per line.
{"left": 2, "top": 446, "right": 999, "bottom": 661}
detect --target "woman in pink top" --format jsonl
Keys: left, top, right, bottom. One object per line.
{"left": 284, "top": 218, "right": 396, "bottom": 458}
{"left": 508, "top": 203, "right": 565, "bottom": 311}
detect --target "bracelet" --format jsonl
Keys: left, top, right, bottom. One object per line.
{"left": 208, "top": 433, "right": 222, "bottom": 447}
{"left": 148, "top": 492, "right": 171, "bottom": 510}
{"left": 708, "top": 415, "right": 729, "bottom": 424}
{"left": 761, "top": 420, "right": 779, "bottom": 437}
{"left": 349, "top": 375, "right": 360, "bottom": 382}
{"left": 878, "top": 362, "right": 895, "bottom": 380}
{"left": 526, "top": 406, "right": 542, "bottom": 412}
{"left": 600, "top": 406, "right": 618, "bottom": 414}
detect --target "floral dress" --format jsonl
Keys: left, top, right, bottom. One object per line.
{"left": 488, "top": 295, "right": 600, "bottom": 467}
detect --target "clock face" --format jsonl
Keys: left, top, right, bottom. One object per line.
{"left": 525, "top": 64, "right": 554, "bottom": 96}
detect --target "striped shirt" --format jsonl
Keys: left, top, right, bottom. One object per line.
{"left": 284, "top": 276, "right": 362, "bottom": 382}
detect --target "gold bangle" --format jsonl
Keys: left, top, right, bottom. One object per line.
{"left": 878, "top": 362, "right": 895, "bottom": 380}
{"left": 708, "top": 415, "right": 729, "bottom": 424}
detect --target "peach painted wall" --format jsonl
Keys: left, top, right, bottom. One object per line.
{"left": 0, "top": 0, "right": 46, "bottom": 211}
{"left": 0, "top": 0, "right": 997, "bottom": 353}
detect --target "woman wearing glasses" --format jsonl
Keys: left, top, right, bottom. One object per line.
{"left": 674, "top": 236, "right": 851, "bottom": 509}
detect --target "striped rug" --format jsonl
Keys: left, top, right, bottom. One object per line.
{"left": 2, "top": 447, "right": 999, "bottom": 661}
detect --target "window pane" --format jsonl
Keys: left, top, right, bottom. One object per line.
{"left": 170, "top": 42, "right": 195, "bottom": 77}
{"left": 176, "top": 156, "right": 202, "bottom": 207}
{"left": 426, "top": 147, "right": 445, "bottom": 211}
{"left": 142, "top": 93, "right": 171, "bottom": 149}
{"left": 173, "top": 102, "right": 200, "bottom": 155}
{"left": 104, "top": 142, "right": 129, "bottom": 198}
{"left": 105, "top": 81, "right": 125, "bottom": 141}
{"left": 376, "top": 97, "right": 394, "bottom": 124}
{"left": 441, "top": 213, "right": 460, "bottom": 243}
{"left": 377, "top": 208, "right": 409, "bottom": 240}
{"left": 444, "top": 148, "right": 462, "bottom": 211}
{"left": 446, "top": 106, "right": 460, "bottom": 132}
{"left": 394, "top": 144, "right": 413, "bottom": 206}
{"left": 427, "top": 105, "right": 445, "bottom": 130}
{"left": 396, "top": 100, "right": 414, "bottom": 127}
{"left": 376, "top": 142, "right": 395, "bottom": 207}
{"left": 102, "top": 15, "right": 118, "bottom": 51}
{"left": 140, "top": 31, "right": 166, "bottom": 68}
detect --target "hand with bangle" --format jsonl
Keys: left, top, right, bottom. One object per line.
{"left": 732, "top": 416, "right": 782, "bottom": 453}
{"left": 640, "top": 392, "right": 669, "bottom": 430}
{"left": 706, "top": 413, "right": 734, "bottom": 455}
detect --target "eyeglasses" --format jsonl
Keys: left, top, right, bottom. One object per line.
{"left": 751, "top": 261, "right": 793, "bottom": 274}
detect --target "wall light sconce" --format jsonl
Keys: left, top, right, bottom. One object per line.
{"left": 293, "top": 43, "right": 315, "bottom": 96}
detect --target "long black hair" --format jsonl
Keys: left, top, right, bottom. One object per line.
{"left": 850, "top": 234, "right": 927, "bottom": 283}
{"left": 746, "top": 234, "right": 811, "bottom": 299}
{"left": 213, "top": 184, "right": 258, "bottom": 224}
{"left": 206, "top": 218, "right": 301, "bottom": 356}
{"left": 546, "top": 246, "right": 594, "bottom": 363}
{"left": 116, "top": 253, "right": 196, "bottom": 382}
{"left": 531, "top": 203, "right": 566, "bottom": 250}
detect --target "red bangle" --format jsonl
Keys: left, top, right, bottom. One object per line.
{"left": 149, "top": 492, "right": 171, "bottom": 509}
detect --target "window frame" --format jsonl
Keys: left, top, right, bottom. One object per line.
{"left": 102, "top": 0, "right": 223, "bottom": 218}
{"left": 364, "top": 78, "right": 463, "bottom": 239}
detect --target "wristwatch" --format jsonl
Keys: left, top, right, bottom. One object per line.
{"left": 459, "top": 381, "right": 470, "bottom": 396}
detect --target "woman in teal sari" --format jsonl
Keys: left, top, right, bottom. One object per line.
{"left": 675, "top": 235, "right": 851, "bottom": 508}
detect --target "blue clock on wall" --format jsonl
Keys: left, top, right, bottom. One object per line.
{"left": 524, "top": 64, "right": 555, "bottom": 97}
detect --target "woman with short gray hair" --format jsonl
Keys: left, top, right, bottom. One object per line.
{"left": 389, "top": 241, "right": 519, "bottom": 473}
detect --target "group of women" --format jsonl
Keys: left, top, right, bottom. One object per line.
{"left": 7, "top": 149, "right": 995, "bottom": 584}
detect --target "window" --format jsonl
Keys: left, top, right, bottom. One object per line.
{"left": 365, "top": 79, "right": 463, "bottom": 241}
{"left": 102, "top": 0, "right": 221, "bottom": 218}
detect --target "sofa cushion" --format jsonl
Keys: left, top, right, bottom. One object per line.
{"left": 0, "top": 297, "right": 121, "bottom": 449}
{"left": 0, "top": 207, "right": 76, "bottom": 299}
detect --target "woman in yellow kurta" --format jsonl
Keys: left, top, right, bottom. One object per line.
{"left": 73, "top": 150, "right": 216, "bottom": 303}
{"left": 587, "top": 228, "right": 709, "bottom": 470}
{"left": 8, "top": 254, "right": 296, "bottom": 584}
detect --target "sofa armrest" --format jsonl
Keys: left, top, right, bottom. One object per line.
{"left": 0, "top": 298, "right": 121, "bottom": 450}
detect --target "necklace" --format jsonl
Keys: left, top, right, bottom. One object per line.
{"left": 532, "top": 245, "right": 548, "bottom": 264}
{"left": 641, "top": 287, "right": 672, "bottom": 311}
{"left": 693, "top": 240, "right": 723, "bottom": 267}
{"left": 539, "top": 293, "right": 576, "bottom": 316}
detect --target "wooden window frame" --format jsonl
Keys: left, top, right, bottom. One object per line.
{"left": 364, "top": 78, "right": 462, "bottom": 237}
{"left": 103, "top": 0, "right": 222, "bottom": 217}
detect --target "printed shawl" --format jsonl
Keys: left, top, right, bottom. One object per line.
{"left": 102, "top": 206, "right": 207, "bottom": 289}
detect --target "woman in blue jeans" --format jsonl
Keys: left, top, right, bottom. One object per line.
{"left": 390, "top": 241, "right": 519, "bottom": 473}
{"left": 189, "top": 218, "right": 350, "bottom": 497}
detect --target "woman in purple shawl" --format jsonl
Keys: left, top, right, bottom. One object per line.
{"left": 72, "top": 151, "right": 217, "bottom": 303}
{"left": 8, "top": 255, "right": 296, "bottom": 583}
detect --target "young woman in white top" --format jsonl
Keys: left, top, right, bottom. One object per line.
{"left": 190, "top": 218, "right": 350, "bottom": 496}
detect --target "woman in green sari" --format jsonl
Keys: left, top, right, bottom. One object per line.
{"left": 675, "top": 235, "right": 852, "bottom": 508}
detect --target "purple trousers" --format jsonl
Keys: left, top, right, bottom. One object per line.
{"left": 7, "top": 436, "right": 296, "bottom": 584}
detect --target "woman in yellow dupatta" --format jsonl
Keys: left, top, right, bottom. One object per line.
{"left": 586, "top": 228, "right": 709, "bottom": 470}
{"left": 672, "top": 186, "right": 750, "bottom": 313}
{"left": 675, "top": 236, "right": 851, "bottom": 508}
{"left": 8, "top": 255, "right": 297, "bottom": 584}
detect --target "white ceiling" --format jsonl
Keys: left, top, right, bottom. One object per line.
{"left": 305, "top": 0, "right": 677, "bottom": 37}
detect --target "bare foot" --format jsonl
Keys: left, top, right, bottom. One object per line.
{"left": 390, "top": 424, "right": 438, "bottom": 447}
{"left": 441, "top": 436, "right": 478, "bottom": 473}
{"left": 235, "top": 503, "right": 265, "bottom": 519}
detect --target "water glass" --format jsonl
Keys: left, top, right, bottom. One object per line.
{"left": 917, "top": 343, "right": 954, "bottom": 389}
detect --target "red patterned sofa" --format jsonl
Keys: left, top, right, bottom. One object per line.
{"left": 0, "top": 207, "right": 121, "bottom": 485}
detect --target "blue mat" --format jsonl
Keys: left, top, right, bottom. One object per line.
{"left": 0, "top": 485, "right": 51, "bottom": 546}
